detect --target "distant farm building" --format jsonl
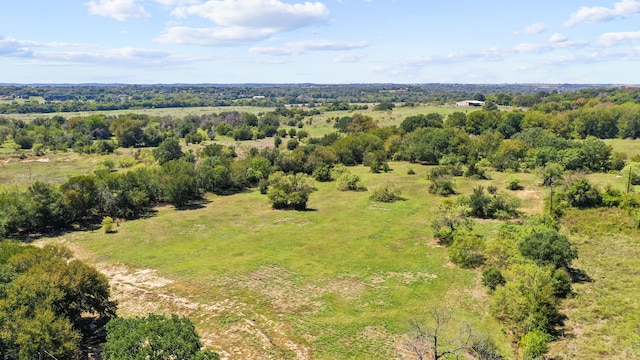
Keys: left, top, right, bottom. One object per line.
{"left": 456, "top": 100, "right": 484, "bottom": 107}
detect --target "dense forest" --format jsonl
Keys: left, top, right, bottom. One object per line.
{"left": 2, "top": 84, "right": 640, "bottom": 358}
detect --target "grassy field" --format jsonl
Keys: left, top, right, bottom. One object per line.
{"left": 0, "top": 105, "right": 274, "bottom": 122}
{"left": 605, "top": 138, "right": 640, "bottom": 160}
{"left": 549, "top": 208, "right": 640, "bottom": 359}
{"left": 41, "top": 163, "right": 519, "bottom": 359}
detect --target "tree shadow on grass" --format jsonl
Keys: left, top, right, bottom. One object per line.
{"left": 174, "top": 198, "right": 211, "bottom": 211}
{"left": 13, "top": 222, "right": 103, "bottom": 244}
{"left": 568, "top": 267, "right": 593, "bottom": 283}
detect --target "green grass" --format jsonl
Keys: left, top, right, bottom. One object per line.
{"left": 301, "top": 104, "right": 465, "bottom": 138}
{"left": 605, "top": 138, "right": 640, "bottom": 160}
{"left": 549, "top": 208, "right": 640, "bottom": 359}
{"left": 0, "top": 105, "right": 275, "bottom": 122}
{"left": 48, "top": 163, "right": 513, "bottom": 359}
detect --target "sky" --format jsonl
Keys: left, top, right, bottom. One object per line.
{"left": 1, "top": 0, "right": 640, "bottom": 84}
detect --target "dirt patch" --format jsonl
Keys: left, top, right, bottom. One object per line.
{"left": 514, "top": 188, "right": 544, "bottom": 214}
{"left": 22, "top": 157, "right": 50, "bottom": 163}
{"left": 368, "top": 203, "right": 390, "bottom": 211}
{"left": 443, "top": 261, "right": 456, "bottom": 269}
{"left": 44, "top": 241, "right": 310, "bottom": 360}
{"left": 234, "top": 266, "right": 367, "bottom": 312}
{"left": 324, "top": 275, "right": 367, "bottom": 300}
{"left": 273, "top": 216, "right": 315, "bottom": 227}
{"left": 370, "top": 271, "right": 438, "bottom": 285}
{"left": 427, "top": 237, "right": 443, "bottom": 248}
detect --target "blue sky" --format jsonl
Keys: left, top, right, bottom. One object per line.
{"left": 1, "top": 0, "right": 640, "bottom": 84}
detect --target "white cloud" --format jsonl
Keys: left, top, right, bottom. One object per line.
{"left": 160, "top": 0, "right": 330, "bottom": 46}
{"left": 549, "top": 33, "right": 568, "bottom": 43}
{"left": 0, "top": 36, "right": 91, "bottom": 57}
{"left": 564, "top": 0, "right": 640, "bottom": 27}
{"left": 155, "top": 26, "right": 274, "bottom": 46}
{"left": 250, "top": 39, "right": 369, "bottom": 56}
{"left": 154, "top": 0, "right": 198, "bottom": 5}
{"left": 86, "top": 0, "right": 150, "bottom": 21}
{"left": 514, "top": 36, "right": 588, "bottom": 54}
{"left": 519, "top": 22, "right": 547, "bottom": 35}
{"left": 0, "top": 37, "right": 33, "bottom": 57}
{"left": 334, "top": 53, "right": 364, "bottom": 63}
{"left": 182, "top": 0, "right": 329, "bottom": 31}
{"left": 0, "top": 36, "right": 203, "bottom": 67}
{"left": 597, "top": 31, "right": 640, "bottom": 46}
{"left": 399, "top": 48, "right": 506, "bottom": 66}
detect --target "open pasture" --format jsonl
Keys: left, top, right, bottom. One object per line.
{"left": 44, "top": 163, "right": 519, "bottom": 359}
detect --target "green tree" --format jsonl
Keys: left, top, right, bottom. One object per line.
{"left": 109, "top": 117, "right": 144, "bottom": 148}
{"left": 519, "top": 228, "right": 577, "bottom": 269}
{"left": 103, "top": 314, "right": 219, "bottom": 360}
{"left": 489, "top": 264, "right": 561, "bottom": 337}
{"left": 372, "top": 100, "right": 395, "bottom": 111}
{"left": 153, "top": 137, "right": 184, "bottom": 165}
{"left": 431, "top": 200, "right": 473, "bottom": 246}
{"left": 26, "top": 181, "right": 69, "bottom": 231}
{"left": 559, "top": 178, "right": 602, "bottom": 208}
{"left": 266, "top": 172, "right": 316, "bottom": 210}
{"left": 61, "top": 175, "right": 98, "bottom": 221}
{"left": 0, "top": 243, "right": 116, "bottom": 360}
{"left": 162, "top": 160, "right": 201, "bottom": 207}
{"left": 347, "top": 113, "right": 379, "bottom": 133}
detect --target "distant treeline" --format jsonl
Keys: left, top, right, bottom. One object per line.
{"left": 1, "top": 83, "right": 636, "bottom": 113}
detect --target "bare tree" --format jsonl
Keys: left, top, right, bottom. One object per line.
{"left": 405, "top": 308, "right": 472, "bottom": 360}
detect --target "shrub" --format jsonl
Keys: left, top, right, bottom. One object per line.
{"left": 102, "top": 216, "right": 115, "bottom": 233}
{"left": 561, "top": 178, "right": 602, "bottom": 208}
{"left": 431, "top": 201, "right": 474, "bottom": 246}
{"left": 369, "top": 183, "right": 402, "bottom": 202}
{"left": 407, "top": 168, "right": 416, "bottom": 175}
{"left": 465, "top": 161, "right": 488, "bottom": 179}
{"left": 373, "top": 100, "right": 395, "bottom": 111}
{"left": 267, "top": 172, "right": 316, "bottom": 210}
{"left": 286, "top": 138, "right": 299, "bottom": 150}
{"left": 602, "top": 185, "right": 623, "bottom": 207}
{"left": 482, "top": 267, "right": 506, "bottom": 291}
{"left": 215, "top": 123, "right": 232, "bottom": 136}
{"left": 429, "top": 178, "right": 456, "bottom": 196}
{"left": 505, "top": 175, "right": 523, "bottom": 190}
{"left": 465, "top": 186, "right": 520, "bottom": 219}
{"left": 330, "top": 164, "right": 349, "bottom": 179}
{"left": 296, "top": 129, "right": 309, "bottom": 139}
{"left": 552, "top": 268, "right": 572, "bottom": 298}
{"left": 520, "top": 330, "right": 552, "bottom": 360}
{"left": 336, "top": 172, "right": 367, "bottom": 191}
{"left": 449, "top": 234, "right": 485, "bottom": 268}
{"left": 312, "top": 164, "right": 332, "bottom": 182}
